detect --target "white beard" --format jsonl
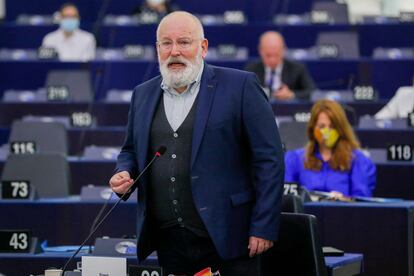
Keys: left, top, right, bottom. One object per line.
{"left": 159, "top": 47, "right": 203, "bottom": 89}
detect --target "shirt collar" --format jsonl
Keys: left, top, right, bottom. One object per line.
{"left": 265, "top": 63, "right": 283, "bottom": 75}
{"left": 161, "top": 61, "right": 204, "bottom": 95}
{"left": 58, "top": 28, "right": 79, "bottom": 39}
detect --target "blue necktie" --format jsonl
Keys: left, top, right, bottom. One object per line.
{"left": 268, "top": 70, "right": 276, "bottom": 91}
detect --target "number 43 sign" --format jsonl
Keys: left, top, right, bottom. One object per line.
{"left": 0, "top": 230, "right": 31, "bottom": 253}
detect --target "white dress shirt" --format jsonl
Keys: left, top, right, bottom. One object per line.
{"left": 42, "top": 28, "right": 96, "bottom": 62}
{"left": 375, "top": 86, "right": 414, "bottom": 119}
{"left": 161, "top": 63, "right": 204, "bottom": 132}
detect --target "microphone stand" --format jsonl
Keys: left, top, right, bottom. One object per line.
{"left": 61, "top": 147, "right": 166, "bottom": 274}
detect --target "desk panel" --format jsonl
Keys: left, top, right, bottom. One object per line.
{"left": 1, "top": 126, "right": 413, "bottom": 156}
{"left": 305, "top": 201, "right": 414, "bottom": 276}
{"left": 0, "top": 250, "right": 362, "bottom": 276}
{"left": 0, "top": 155, "right": 413, "bottom": 198}
{"left": 0, "top": 101, "right": 385, "bottom": 129}
{"left": 0, "top": 199, "right": 137, "bottom": 247}
{"left": 0, "top": 199, "right": 403, "bottom": 275}
{"left": 1, "top": 58, "right": 412, "bottom": 99}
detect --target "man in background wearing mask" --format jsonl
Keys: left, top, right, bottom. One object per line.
{"left": 42, "top": 3, "right": 96, "bottom": 61}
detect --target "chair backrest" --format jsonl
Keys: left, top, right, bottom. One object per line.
{"left": 312, "top": 1, "right": 349, "bottom": 24}
{"left": 316, "top": 31, "right": 360, "bottom": 59}
{"left": 261, "top": 213, "right": 328, "bottom": 276}
{"left": 45, "top": 70, "right": 93, "bottom": 102}
{"left": 9, "top": 120, "right": 68, "bottom": 155}
{"left": 0, "top": 144, "right": 8, "bottom": 161}
{"left": 1, "top": 153, "right": 70, "bottom": 198}
{"left": 278, "top": 121, "right": 308, "bottom": 151}
{"left": 281, "top": 194, "right": 305, "bottom": 213}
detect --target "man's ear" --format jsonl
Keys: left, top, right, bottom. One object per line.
{"left": 201, "top": 39, "right": 209, "bottom": 58}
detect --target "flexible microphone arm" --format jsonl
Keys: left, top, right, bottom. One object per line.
{"left": 61, "top": 146, "right": 167, "bottom": 274}
{"left": 88, "top": 192, "right": 113, "bottom": 253}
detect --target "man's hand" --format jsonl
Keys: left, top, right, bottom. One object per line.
{"left": 109, "top": 171, "right": 134, "bottom": 194}
{"left": 248, "top": 236, "right": 274, "bottom": 257}
{"left": 272, "top": 84, "right": 295, "bottom": 100}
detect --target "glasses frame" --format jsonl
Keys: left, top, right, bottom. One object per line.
{"left": 157, "top": 37, "right": 203, "bottom": 52}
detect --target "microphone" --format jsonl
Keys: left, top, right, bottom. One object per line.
{"left": 341, "top": 103, "right": 358, "bottom": 126}
{"left": 87, "top": 191, "right": 113, "bottom": 253}
{"left": 61, "top": 146, "right": 167, "bottom": 274}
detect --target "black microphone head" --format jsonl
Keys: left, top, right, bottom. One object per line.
{"left": 157, "top": 146, "right": 167, "bottom": 156}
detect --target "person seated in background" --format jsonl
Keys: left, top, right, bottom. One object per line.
{"left": 285, "top": 99, "right": 376, "bottom": 197}
{"left": 245, "top": 31, "right": 315, "bottom": 101}
{"left": 0, "top": 0, "right": 5, "bottom": 21}
{"left": 375, "top": 86, "right": 414, "bottom": 119}
{"left": 132, "top": 0, "right": 176, "bottom": 18}
{"left": 42, "top": 3, "right": 96, "bottom": 61}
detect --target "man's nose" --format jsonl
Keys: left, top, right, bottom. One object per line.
{"left": 170, "top": 43, "right": 181, "bottom": 56}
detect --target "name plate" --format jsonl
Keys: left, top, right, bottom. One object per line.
{"left": 223, "top": 11, "right": 246, "bottom": 24}
{"left": 400, "top": 12, "right": 414, "bottom": 22}
{"left": 0, "top": 230, "right": 31, "bottom": 253}
{"left": 311, "top": 10, "right": 330, "bottom": 24}
{"left": 129, "top": 265, "right": 163, "bottom": 276}
{"left": 387, "top": 144, "right": 413, "bottom": 162}
{"left": 408, "top": 112, "right": 414, "bottom": 128}
{"left": 1, "top": 180, "right": 31, "bottom": 199}
{"left": 123, "top": 45, "right": 145, "bottom": 59}
{"left": 37, "top": 47, "right": 58, "bottom": 60}
{"left": 140, "top": 12, "right": 159, "bottom": 24}
{"left": 353, "top": 86, "right": 377, "bottom": 101}
{"left": 217, "top": 44, "right": 237, "bottom": 58}
{"left": 70, "top": 112, "right": 93, "bottom": 128}
{"left": 47, "top": 85, "right": 70, "bottom": 101}
{"left": 317, "top": 44, "right": 339, "bottom": 59}
{"left": 293, "top": 112, "right": 311, "bottom": 122}
{"left": 82, "top": 256, "right": 126, "bottom": 276}
{"left": 10, "top": 141, "right": 36, "bottom": 154}
{"left": 283, "top": 182, "right": 299, "bottom": 196}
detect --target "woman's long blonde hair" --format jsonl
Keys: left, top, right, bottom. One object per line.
{"left": 304, "top": 100, "right": 360, "bottom": 171}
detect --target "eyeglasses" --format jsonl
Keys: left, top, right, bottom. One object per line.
{"left": 157, "top": 38, "right": 198, "bottom": 51}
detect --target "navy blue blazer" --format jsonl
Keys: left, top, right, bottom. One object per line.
{"left": 115, "top": 63, "right": 285, "bottom": 261}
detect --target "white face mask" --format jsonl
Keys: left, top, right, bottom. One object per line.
{"left": 60, "top": 17, "right": 79, "bottom": 32}
{"left": 147, "top": 0, "right": 165, "bottom": 5}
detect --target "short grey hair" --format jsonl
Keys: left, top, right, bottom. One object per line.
{"left": 156, "top": 11, "right": 205, "bottom": 41}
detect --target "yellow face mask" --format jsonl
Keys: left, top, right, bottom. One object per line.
{"left": 314, "top": 127, "right": 339, "bottom": 148}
